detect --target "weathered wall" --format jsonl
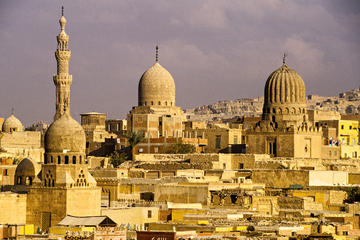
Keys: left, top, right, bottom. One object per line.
{"left": 251, "top": 170, "right": 309, "bottom": 188}
{"left": 0, "top": 192, "right": 27, "bottom": 224}
{"left": 102, "top": 207, "right": 159, "bottom": 225}
{"left": 154, "top": 184, "right": 208, "bottom": 205}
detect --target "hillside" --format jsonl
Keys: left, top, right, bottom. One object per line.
{"left": 185, "top": 88, "right": 360, "bottom": 121}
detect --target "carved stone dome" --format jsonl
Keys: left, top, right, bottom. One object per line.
{"left": 263, "top": 63, "right": 306, "bottom": 116}
{"left": 15, "top": 158, "right": 35, "bottom": 179}
{"left": 2, "top": 114, "right": 23, "bottom": 133}
{"left": 138, "top": 62, "right": 176, "bottom": 107}
{"left": 45, "top": 114, "right": 85, "bottom": 154}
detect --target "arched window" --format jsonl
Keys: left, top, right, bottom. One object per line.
{"left": 158, "top": 101, "right": 161, "bottom": 105}
{"left": 165, "top": 101, "right": 167, "bottom": 106}
{"left": 58, "top": 156, "right": 61, "bottom": 164}
{"left": 72, "top": 156, "right": 76, "bottom": 164}
{"left": 65, "top": 156, "right": 69, "bottom": 164}
{"left": 44, "top": 179, "right": 47, "bottom": 187}
{"left": 51, "top": 156, "right": 53, "bottom": 163}
{"left": 44, "top": 158, "right": 48, "bottom": 164}
{"left": 151, "top": 101, "right": 154, "bottom": 105}
{"left": 52, "top": 179, "right": 55, "bottom": 187}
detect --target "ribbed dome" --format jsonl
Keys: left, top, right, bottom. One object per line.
{"left": 2, "top": 114, "right": 23, "bottom": 133}
{"left": 15, "top": 158, "right": 35, "bottom": 178}
{"left": 138, "top": 62, "right": 176, "bottom": 107}
{"left": 264, "top": 64, "right": 305, "bottom": 106}
{"left": 45, "top": 114, "right": 85, "bottom": 154}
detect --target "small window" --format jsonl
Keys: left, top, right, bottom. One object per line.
{"left": 72, "top": 156, "right": 76, "bottom": 164}
{"left": 148, "top": 210, "right": 152, "bottom": 218}
{"left": 216, "top": 135, "right": 221, "bottom": 149}
{"left": 86, "top": 142, "right": 89, "bottom": 148}
{"left": 151, "top": 101, "right": 154, "bottom": 105}
{"left": 58, "top": 156, "right": 61, "bottom": 164}
{"left": 239, "top": 163, "right": 244, "bottom": 169}
{"left": 158, "top": 101, "right": 161, "bottom": 105}
{"left": 4, "top": 169, "right": 8, "bottom": 176}
{"left": 65, "top": 156, "right": 69, "bottom": 164}
{"left": 341, "top": 125, "right": 344, "bottom": 129}
{"left": 350, "top": 126, "right": 352, "bottom": 130}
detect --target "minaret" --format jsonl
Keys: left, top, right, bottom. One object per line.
{"left": 53, "top": 6, "right": 72, "bottom": 121}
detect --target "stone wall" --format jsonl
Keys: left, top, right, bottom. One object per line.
{"left": 0, "top": 192, "right": 27, "bottom": 224}
{"left": 251, "top": 170, "right": 309, "bottom": 188}
{"left": 154, "top": 184, "right": 208, "bottom": 205}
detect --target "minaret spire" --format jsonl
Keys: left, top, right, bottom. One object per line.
{"left": 283, "top": 53, "right": 288, "bottom": 65}
{"left": 155, "top": 45, "right": 159, "bottom": 62}
{"left": 53, "top": 6, "right": 72, "bottom": 120}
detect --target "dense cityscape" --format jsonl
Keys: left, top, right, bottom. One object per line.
{"left": 1, "top": 2, "right": 360, "bottom": 240}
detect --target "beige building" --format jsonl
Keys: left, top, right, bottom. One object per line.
{"left": 246, "top": 57, "right": 322, "bottom": 159}
{"left": 127, "top": 46, "right": 184, "bottom": 139}
{"left": 26, "top": 8, "right": 101, "bottom": 231}
{"left": 80, "top": 112, "right": 117, "bottom": 155}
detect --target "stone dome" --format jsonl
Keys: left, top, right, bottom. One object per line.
{"left": 263, "top": 63, "right": 306, "bottom": 116}
{"left": 2, "top": 114, "right": 23, "bottom": 133}
{"left": 45, "top": 114, "right": 86, "bottom": 154}
{"left": 138, "top": 62, "right": 176, "bottom": 107}
{"left": 15, "top": 158, "right": 35, "bottom": 178}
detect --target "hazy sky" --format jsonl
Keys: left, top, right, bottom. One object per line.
{"left": 0, "top": 0, "right": 359, "bottom": 126}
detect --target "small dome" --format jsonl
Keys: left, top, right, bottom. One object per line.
{"left": 45, "top": 114, "right": 86, "bottom": 154}
{"left": 2, "top": 114, "right": 23, "bottom": 133}
{"left": 59, "top": 16, "right": 67, "bottom": 28}
{"left": 15, "top": 158, "right": 35, "bottom": 178}
{"left": 138, "top": 62, "right": 176, "bottom": 107}
{"left": 263, "top": 63, "right": 306, "bottom": 111}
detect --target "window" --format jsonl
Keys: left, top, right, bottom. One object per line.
{"left": 65, "top": 156, "right": 69, "bottom": 164}
{"left": 58, "top": 156, "right": 61, "bottom": 164}
{"left": 158, "top": 101, "right": 161, "bottom": 105}
{"left": 350, "top": 126, "right": 352, "bottom": 130}
{"left": 86, "top": 142, "right": 89, "bottom": 148}
{"left": 148, "top": 210, "right": 152, "bottom": 218}
{"left": 216, "top": 135, "right": 221, "bottom": 149}
{"left": 4, "top": 169, "right": 8, "bottom": 176}
{"left": 72, "top": 156, "right": 76, "bottom": 164}
{"left": 341, "top": 125, "right": 344, "bottom": 129}
{"left": 239, "top": 163, "right": 244, "bottom": 169}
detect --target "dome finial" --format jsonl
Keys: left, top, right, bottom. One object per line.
{"left": 61, "top": 6, "right": 64, "bottom": 16}
{"left": 11, "top": 107, "right": 14, "bottom": 115}
{"left": 283, "top": 53, "right": 288, "bottom": 65}
{"left": 155, "top": 45, "right": 159, "bottom": 62}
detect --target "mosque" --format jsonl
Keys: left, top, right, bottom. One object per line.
{"left": 24, "top": 8, "right": 100, "bottom": 230}
{"left": 1, "top": 5, "right": 359, "bottom": 232}
{"left": 246, "top": 55, "right": 323, "bottom": 159}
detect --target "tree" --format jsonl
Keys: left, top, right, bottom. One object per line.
{"left": 108, "top": 151, "right": 127, "bottom": 168}
{"left": 343, "top": 187, "right": 360, "bottom": 203}
{"left": 164, "top": 143, "right": 196, "bottom": 154}
{"left": 126, "top": 132, "right": 144, "bottom": 160}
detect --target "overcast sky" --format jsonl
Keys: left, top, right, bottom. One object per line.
{"left": 0, "top": 0, "right": 359, "bottom": 126}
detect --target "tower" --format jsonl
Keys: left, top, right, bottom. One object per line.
{"left": 26, "top": 7, "right": 101, "bottom": 230}
{"left": 53, "top": 6, "right": 72, "bottom": 120}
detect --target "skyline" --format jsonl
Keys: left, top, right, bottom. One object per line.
{"left": 0, "top": 0, "right": 359, "bottom": 126}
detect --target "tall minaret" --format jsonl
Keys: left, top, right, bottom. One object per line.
{"left": 53, "top": 6, "right": 72, "bottom": 121}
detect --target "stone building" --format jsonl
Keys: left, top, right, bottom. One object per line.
{"left": 80, "top": 112, "right": 117, "bottom": 156}
{"left": 0, "top": 113, "right": 44, "bottom": 163}
{"left": 26, "top": 8, "right": 101, "bottom": 231}
{"left": 126, "top": 46, "right": 184, "bottom": 138}
{"left": 246, "top": 57, "right": 322, "bottom": 159}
